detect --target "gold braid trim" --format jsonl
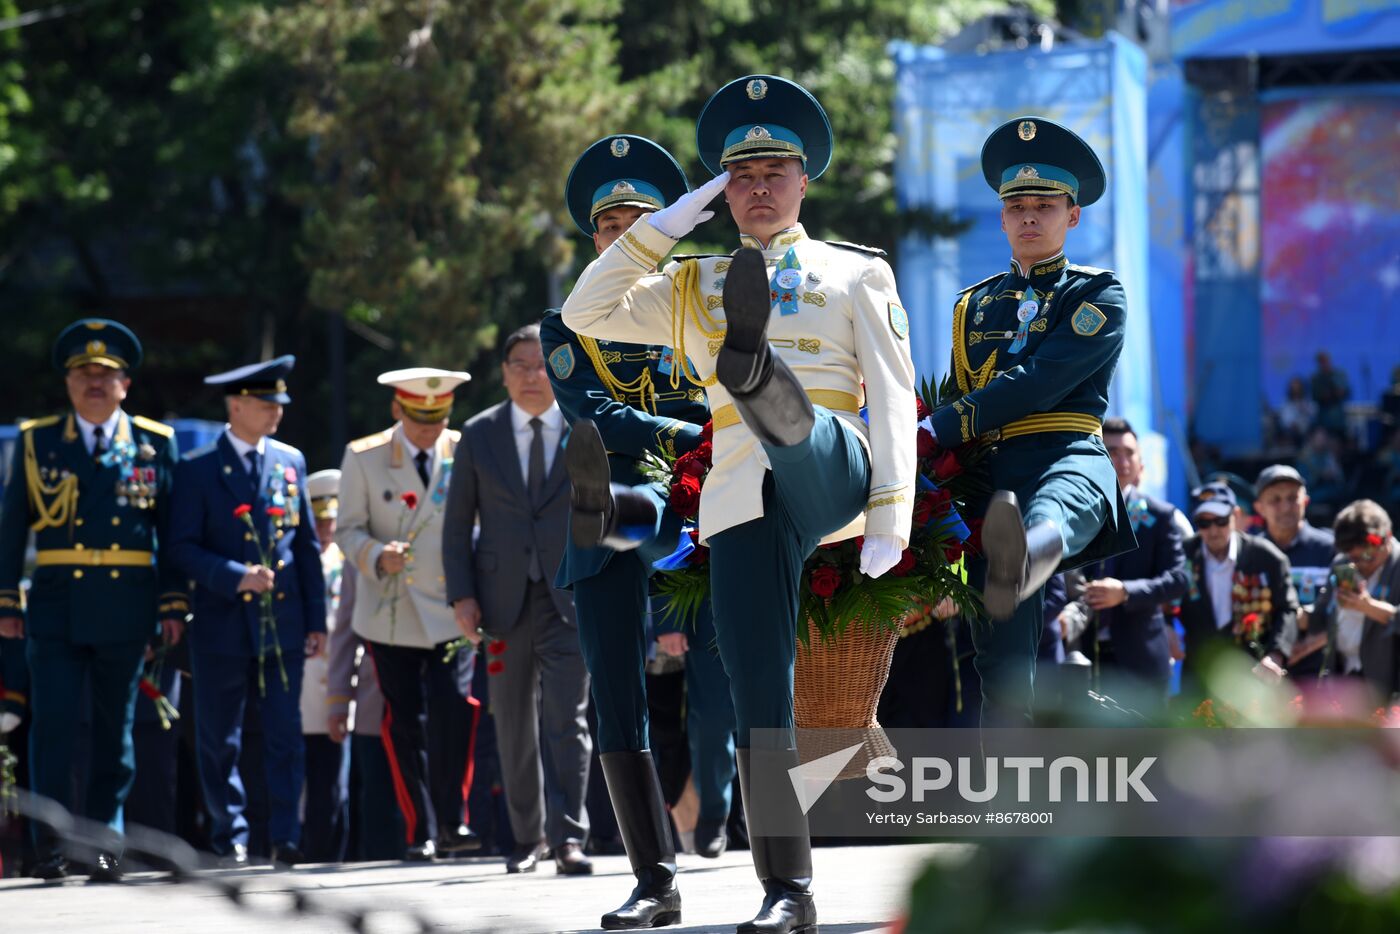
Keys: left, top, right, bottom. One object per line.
{"left": 952, "top": 290, "right": 997, "bottom": 393}
{"left": 669, "top": 260, "right": 720, "bottom": 390}
{"left": 578, "top": 334, "right": 657, "bottom": 413}
{"left": 25, "top": 428, "right": 78, "bottom": 534}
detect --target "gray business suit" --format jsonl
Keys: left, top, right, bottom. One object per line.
{"left": 443, "top": 399, "right": 590, "bottom": 849}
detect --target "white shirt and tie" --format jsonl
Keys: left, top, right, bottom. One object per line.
{"left": 224, "top": 427, "right": 267, "bottom": 477}
{"left": 509, "top": 402, "right": 563, "bottom": 489}
{"left": 1203, "top": 534, "right": 1239, "bottom": 631}
{"left": 398, "top": 432, "right": 437, "bottom": 489}
{"left": 77, "top": 411, "right": 122, "bottom": 456}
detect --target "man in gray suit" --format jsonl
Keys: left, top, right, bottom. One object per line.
{"left": 443, "top": 323, "right": 593, "bottom": 876}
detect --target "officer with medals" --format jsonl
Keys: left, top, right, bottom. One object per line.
{"left": 563, "top": 76, "right": 917, "bottom": 934}
{"left": 167, "top": 357, "right": 327, "bottom": 866}
{"left": 0, "top": 319, "right": 189, "bottom": 881}
{"left": 545, "top": 135, "right": 736, "bottom": 929}
{"left": 335, "top": 368, "right": 482, "bottom": 862}
{"left": 926, "top": 118, "right": 1136, "bottom": 724}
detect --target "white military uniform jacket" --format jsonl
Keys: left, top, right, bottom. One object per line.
{"left": 334, "top": 423, "right": 461, "bottom": 648}
{"left": 299, "top": 543, "right": 344, "bottom": 734}
{"left": 562, "top": 219, "right": 916, "bottom": 546}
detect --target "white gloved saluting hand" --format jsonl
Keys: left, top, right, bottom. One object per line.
{"left": 859, "top": 534, "right": 905, "bottom": 579}
{"left": 647, "top": 172, "right": 731, "bottom": 240}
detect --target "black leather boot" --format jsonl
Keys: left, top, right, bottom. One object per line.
{"left": 735, "top": 748, "right": 818, "bottom": 934}
{"left": 716, "top": 248, "right": 815, "bottom": 448}
{"left": 694, "top": 817, "right": 729, "bottom": 859}
{"left": 566, "top": 419, "right": 659, "bottom": 551}
{"left": 599, "top": 751, "right": 682, "bottom": 930}
{"left": 981, "top": 491, "right": 1063, "bottom": 620}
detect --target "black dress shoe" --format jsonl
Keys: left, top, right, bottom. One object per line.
{"left": 88, "top": 852, "right": 123, "bottom": 884}
{"left": 554, "top": 841, "right": 593, "bottom": 876}
{"left": 270, "top": 843, "right": 306, "bottom": 867}
{"left": 404, "top": 839, "right": 437, "bottom": 862}
{"left": 216, "top": 843, "right": 249, "bottom": 868}
{"left": 505, "top": 841, "right": 548, "bottom": 874}
{"left": 736, "top": 884, "right": 817, "bottom": 934}
{"left": 31, "top": 854, "right": 69, "bottom": 880}
{"left": 694, "top": 818, "right": 729, "bottom": 859}
{"left": 434, "top": 824, "right": 483, "bottom": 854}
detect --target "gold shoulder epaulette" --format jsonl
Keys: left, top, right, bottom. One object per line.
{"left": 131, "top": 415, "right": 175, "bottom": 438}
{"left": 958, "top": 273, "right": 1002, "bottom": 296}
{"left": 1068, "top": 263, "right": 1113, "bottom": 277}
{"left": 349, "top": 429, "right": 393, "bottom": 454}
{"left": 18, "top": 415, "right": 60, "bottom": 432}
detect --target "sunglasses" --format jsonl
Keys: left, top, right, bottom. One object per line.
{"left": 1194, "top": 515, "right": 1231, "bottom": 529}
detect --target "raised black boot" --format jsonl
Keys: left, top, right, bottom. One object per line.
{"left": 735, "top": 748, "right": 818, "bottom": 934}
{"left": 566, "top": 419, "right": 659, "bottom": 551}
{"left": 981, "top": 490, "right": 1064, "bottom": 620}
{"left": 599, "top": 751, "right": 683, "bottom": 930}
{"left": 716, "top": 248, "right": 815, "bottom": 448}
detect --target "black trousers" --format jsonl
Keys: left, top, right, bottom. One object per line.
{"left": 301, "top": 734, "right": 350, "bottom": 862}
{"left": 366, "top": 640, "right": 479, "bottom": 846}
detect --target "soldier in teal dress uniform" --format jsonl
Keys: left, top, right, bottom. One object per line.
{"left": 926, "top": 117, "right": 1136, "bottom": 724}
{"left": 563, "top": 76, "right": 918, "bottom": 934}
{"left": 544, "top": 134, "right": 735, "bottom": 930}
{"left": 0, "top": 319, "right": 189, "bottom": 881}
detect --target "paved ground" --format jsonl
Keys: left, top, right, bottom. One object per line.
{"left": 1, "top": 843, "right": 958, "bottom": 933}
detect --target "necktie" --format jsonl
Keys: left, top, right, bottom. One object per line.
{"left": 527, "top": 418, "right": 545, "bottom": 505}
{"left": 92, "top": 425, "right": 107, "bottom": 462}
{"left": 246, "top": 449, "right": 261, "bottom": 481}
{"left": 414, "top": 450, "right": 431, "bottom": 489}
{"left": 526, "top": 418, "right": 545, "bottom": 581}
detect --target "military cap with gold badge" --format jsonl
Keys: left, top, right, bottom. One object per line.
{"left": 305, "top": 469, "right": 342, "bottom": 520}
{"left": 565, "top": 134, "right": 690, "bottom": 237}
{"left": 981, "top": 115, "right": 1106, "bottom": 207}
{"left": 51, "top": 317, "right": 143, "bottom": 372}
{"left": 376, "top": 367, "right": 471, "bottom": 423}
{"left": 204, "top": 355, "right": 296, "bottom": 403}
{"left": 695, "top": 74, "right": 833, "bottom": 179}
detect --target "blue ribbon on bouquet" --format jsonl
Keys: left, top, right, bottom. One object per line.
{"left": 916, "top": 473, "right": 970, "bottom": 541}
{"left": 652, "top": 526, "right": 697, "bottom": 571}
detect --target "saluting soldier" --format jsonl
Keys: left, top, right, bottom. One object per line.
{"left": 0, "top": 319, "right": 189, "bottom": 881}
{"left": 925, "top": 118, "right": 1136, "bottom": 724}
{"left": 545, "top": 134, "right": 736, "bottom": 929}
{"left": 167, "top": 356, "right": 326, "bottom": 867}
{"left": 563, "top": 76, "right": 917, "bottom": 934}
{"left": 335, "top": 369, "right": 482, "bottom": 861}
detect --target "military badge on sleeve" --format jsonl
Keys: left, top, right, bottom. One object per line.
{"left": 549, "top": 344, "right": 575, "bottom": 379}
{"left": 887, "top": 302, "right": 910, "bottom": 340}
{"left": 1071, "top": 302, "right": 1108, "bottom": 337}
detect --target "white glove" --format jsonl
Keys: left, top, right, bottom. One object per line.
{"left": 859, "top": 534, "right": 905, "bottom": 579}
{"left": 0, "top": 712, "right": 20, "bottom": 734}
{"left": 647, "top": 172, "right": 730, "bottom": 240}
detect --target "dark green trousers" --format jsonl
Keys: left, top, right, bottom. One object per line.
{"left": 708, "top": 412, "right": 870, "bottom": 750}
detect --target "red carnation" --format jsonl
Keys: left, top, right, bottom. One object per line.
{"left": 1367, "top": 533, "right": 1384, "bottom": 548}
{"left": 486, "top": 640, "right": 507, "bottom": 656}
{"left": 694, "top": 440, "right": 713, "bottom": 468}
{"left": 678, "top": 454, "right": 707, "bottom": 479}
{"left": 138, "top": 678, "right": 161, "bottom": 700}
{"left": 928, "top": 487, "right": 953, "bottom": 515}
{"left": 916, "top": 397, "right": 932, "bottom": 421}
{"left": 700, "top": 421, "right": 713, "bottom": 443}
{"left": 486, "top": 659, "right": 505, "bottom": 675}
{"left": 401, "top": 491, "right": 419, "bottom": 510}
{"left": 233, "top": 504, "right": 252, "bottom": 518}
{"left": 809, "top": 566, "right": 842, "bottom": 599}
{"left": 669, "top": 474, "right": 702, "bottom": 517}
{"left": 916, "top": 428, "right": 937, "bottom": 459}
{"left": 931, "top": 449, "right": 963, "bottom": 483}
{"left": 1240, "top": 612, "right": 1262, "bottom": 638}
{"left": 267, "top": 506, "right": 286, "bottom": 518}
{"left": 890, "top": 548, "right": 917, "bottom": 577}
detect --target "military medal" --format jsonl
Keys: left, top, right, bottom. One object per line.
{"left": 1009, "top": 290, "right": 1039, "bottom": 354}
{"left": 138, "top": 442, "right": 156, "bottom": 461}
{"left": 769, "top": 247, "right": 802, "bottom": 316}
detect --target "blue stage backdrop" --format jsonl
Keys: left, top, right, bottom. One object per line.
{"left": 891, "top": 35, "right": 1159, "bottom": 484}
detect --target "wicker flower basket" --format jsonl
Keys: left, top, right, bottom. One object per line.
{"left": 794, "top": 615, "right": 901, "bottom": 780}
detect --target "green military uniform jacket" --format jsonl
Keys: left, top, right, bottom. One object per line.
{"left": 0, "top": 411, "right": 188, "bottom": 644}
{"left": 928, "top": 253, "right": 1136, "bottom": 570}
